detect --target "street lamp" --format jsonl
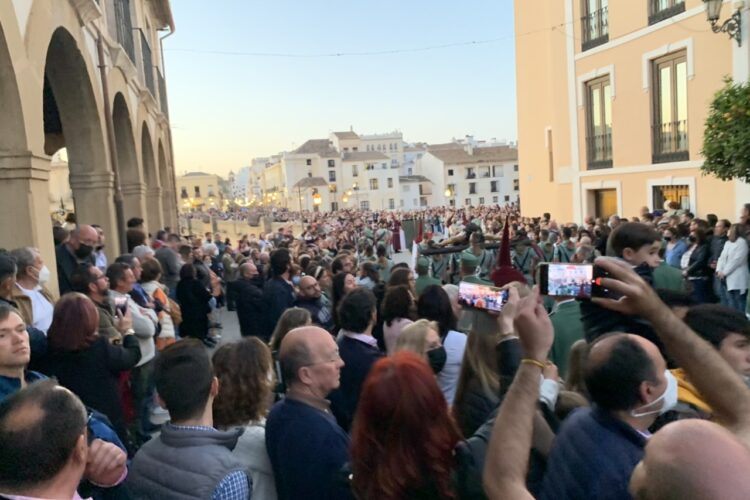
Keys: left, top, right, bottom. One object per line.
{"left": 703, "top": 0, "right": 742, "bottom": 46}
{"left": 444, "top": 188, "right": 452, "bottom": 197}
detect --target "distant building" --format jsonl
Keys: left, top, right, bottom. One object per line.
{"left": 420, "top": 140, "right": 519, "bottom": 207}
{"left": 176, "top": 172, "right": 224, "bottom": 212}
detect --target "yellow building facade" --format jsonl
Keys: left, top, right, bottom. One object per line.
{"left": 515, "top": 0, "right": 750, "bottom": 222}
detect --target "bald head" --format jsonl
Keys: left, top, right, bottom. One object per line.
{"left": 239, "top": 262, "right": 258, "bottom": 279}
{"left": 585, "top": 333, "right": 663, "bottom": 412}
{"left": 298, "top": 276, "right": 321, "bottom": 299}
{"left": 280, "top": 326, "right": 342, "bottom": 395}
{"left": 71, "top": 225, "right": 98, "bottom": 246}
{"left": 631, "top": 419, "right": 750, "bottom": 499}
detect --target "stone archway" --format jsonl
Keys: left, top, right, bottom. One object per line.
{"left": 158, "top": 139, "right": 176, "bottom": 229}
{"left": 142, "top": 123, "right": 163, "bottom": 229}
{"left": 0, "top": 19, "right": 38, "bottom": 254}
{"left": 43, "top": 27, "right": 118, "bottom": 253}
{"left": 112, "top": 92, "right": 146, "bottom": 225}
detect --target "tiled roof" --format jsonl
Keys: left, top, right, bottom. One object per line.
{"left": 426, "top": 145, "right": 517, "bottom": 165}
{"left": 293, "top": 139, "right": 339, "bottom": 156}
{"left": 332, "top": 131, "right": 360, "bottom": 140}
{"left": 341, "top": 151, "right": 390, "bottom": 162}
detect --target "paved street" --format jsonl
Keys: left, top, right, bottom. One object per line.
{"left": 212, "top": 248, "right": 415, "bottom": 346}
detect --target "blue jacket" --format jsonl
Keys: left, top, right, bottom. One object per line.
{"left": 266, "top": 397, "right": 352, "bottom": 500}
{"left": 539, "top": 406, "right": 646, "bottom": 500}
{"left": 665, "top": 239, "right": 688, "bottom": 268}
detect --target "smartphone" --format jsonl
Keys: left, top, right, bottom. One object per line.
{"left": 114, "top": 296, "right": 128, "bottom": 315}
{"left": 458, "top": 281, "right": 510, "bottom": 313}
{"left": 537, "top": 263, "right": 607, "bottom": 298}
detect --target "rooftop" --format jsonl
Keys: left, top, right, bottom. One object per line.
{"left": 332, "top": 131, "right": 360, "bottom": 140}
{"left": 182, "top": 171, "right": 215, "bottom": 177}
{"left": 341, "top": 151, "right": 390, "bottom": 162}
{"left": 292, "top": 139, "right": 339, "bottom": 157}
{"left": 426, "top": 145, "right": 518, "bottom": 165}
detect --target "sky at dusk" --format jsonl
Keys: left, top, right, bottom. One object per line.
{"left": 164, "top": 0, "right": 517, "bottom": 177}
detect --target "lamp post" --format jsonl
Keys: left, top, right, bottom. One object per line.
{"left": 703, "top": 0, "right": 742, "bottom": 46}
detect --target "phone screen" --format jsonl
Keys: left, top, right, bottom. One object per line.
{"left": 458, "top": 281, "right": 509, "bottom": 312}
{"left": 539, "top": 263, "right": 595, "bottom": 298}
{"left": 114, "top": 297, "right": 128, "bottom": 315}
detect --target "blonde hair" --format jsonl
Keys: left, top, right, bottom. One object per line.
{"left": 394, "top": 319, "right": 439, "bottom": 356}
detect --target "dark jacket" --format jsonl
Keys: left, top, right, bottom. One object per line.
{"left": 176, "top": 277, "right": 212, "bottom": 339}
{"left": 262, "top": 277, "right": 296, "bottom": 340}
{"left": 55, "top": 243, "right": 94, "bottom": 295}
{"left": 538, "top": 406, "right": 646, "bottom": 500}
{"left": 685, "top": 243, "right": 711, "bottom": 278}
{"left": 454, "top": 377, "right": 499, "bottom": 439}
{"left": 227, "top": 277, "right": 266, "bottom": 338}
{"left": 294, "top": 295, "right": 334, "bottom": 333}
{"left": 155, "top": 246, "right": 181, "bottom": 292}
{"left": 710, "top": 234, "right": 728, "bottom": 265}
{"left": 266, "top": 397, "right": 352, "bottom": 500}
{"left": 329, "top": 335, "right": 383, "bottom": 432}
{"left": 40, "top": 335, "right": 141, "bottom": 440}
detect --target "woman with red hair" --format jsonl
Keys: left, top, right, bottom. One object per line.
{"left": 351, "top": 351, "right": 460, "bottom": 499}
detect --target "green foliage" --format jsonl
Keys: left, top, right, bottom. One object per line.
{"left": 702, "top": 78, "right": 750, "bottom": 183}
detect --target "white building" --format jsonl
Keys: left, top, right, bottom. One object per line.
{"left": 420, "top": 141, "right": 519, "bottom": 208}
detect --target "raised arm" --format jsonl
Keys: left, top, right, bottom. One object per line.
{"left": 594, "top": 257, "right": 750, "bottom": 443}
{"left": 484, "top": 290, "right": 553, "bottom": 499}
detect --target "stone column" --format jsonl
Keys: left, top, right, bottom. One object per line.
{"left": 120, "top": 181, "right": 147, "bottom": 228}
{"left": 0, "top": 151, "right": 59, "bottom": 294}
{"left": 69, "top": 170, "right": 120, "bottom": 261}
{"left": 146, "top": 186, "right": 164, "bottom": 231}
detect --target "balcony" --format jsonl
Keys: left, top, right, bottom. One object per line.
{"left": 113, "top": 0, "right": 135, "bottom": 63}
{"left": 586, "top": 131, "right": 613, "bottom": 170}
{"left": 140, "top": 31, "right": 155, "bottom": 97}
{"left": 481, "top": 172, "right": 491, "bottom": 178}
{"left": 649, "top": 0, "right": 685, "bottom": 26}
{"left": 157, "top": 69, "right": 169, "bottom": 117}
{"left": 581, "top": 6, "right": 609, "bottom": 51}
{"left": 652, "top": 120, "right": 689, "bottom": 164}
{"left": 466, "top": 172, "right": 476, "bottom": 179}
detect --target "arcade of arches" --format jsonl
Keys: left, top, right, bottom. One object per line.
{"left": 0, "top": 0, "right": 177, "bottom": 294}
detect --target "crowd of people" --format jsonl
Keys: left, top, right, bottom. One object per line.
{"left": 1, "top": 201, "right": 750, "bottom": 499}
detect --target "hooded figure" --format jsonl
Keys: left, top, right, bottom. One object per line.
{"left": 491, "top": 217, "right": 526, "bottom": 287}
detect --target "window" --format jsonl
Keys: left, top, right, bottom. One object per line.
{"left": 329, "top": 183, "right": 337, "bottom": 193}
{"left": 369, "top": 179, "right": 379, "bottom": 190}
{"left": 581, "top": 0, "right": 609, "bottom": 51}
{"left": 180, "top": 187, "right": 189, "bottom": 198}
{"left": 400, "top": 199, "right": 404, "bottom": 207}
{"left": 328, "top": 159, "right": 335, "bottom": 167}
{"left": 505, "top": 195, "right": 510, "bottom": 202}
{"left": 649, "top": 0, "right": 685, "bottom": 25}
{"left": 465, "top": 198, "right": 471, "bottom": 206}
{"left": 448, "top": 169, "right": 454, "bottom": 176}
{"left": 493, "top": 165, "right": 504, "bottom": 177}
{"left": 329, "top": 171, "right": 336, "bottom": 182}
{"left": 585, "top": 76, "right": 613, "bottom": 169}
{"left": 491, "top": 181, "right": 498, "bottom": 192}
{"left": 381, "top": 163, "right": 387, "bottom": 170}
{"left": 466, "top": 167, "right": 476, "bottom": 179}
{"left": 331, "top": 202, "right": 339, "bottom": 211}
{"left": 352, "top": 147, "right": 358, "bottom": 152}
{"left": 413, "top": 198, "right": 418, "bottom": 206}
{"left": 493, "top": 196, "right": 498, "bottom": 203}
{"left": 306, "top": 159, "right": 312, "bottom": 166}
{"left": 514, "top": 164, "right": 519, "bottom": 172}
{"left": 407, "top": 167, "right": 413, "bottom": 175}
{"left": 653, "top": 184, "right": 691, "bottom": 211}
{"left": 194, "top": 186, "right": 201, "bottom": 197}
{"left": 389, "top": 198, "right": 395, "bottom": 209}
{"left": 344, "top": 147, "right": 349, "bottom": 152}
{"left": 469, "top": 182, "right": 476, "bottom": 194}
{"left": 513, "top": 179, "right": 519, "bottom": 191}
{"left": 352, "top": 165, "right": 359, "bottom": 177}
{"left": 481, "top": 167, "right": 491, "bottom": 178}
{"left": 420, "top": 198, "right": 427, "bottom": 207}
{"left": 652, "top": 51, "right": 689, "bottom": 163}
{"left": 387, "top": 178, "right": 393, "bottom": 188}
{"left": 360, "top": 201, "right": 369, "bottom": 210}
{"left": 479, "top": 197, "right": 485, "bottom": 204}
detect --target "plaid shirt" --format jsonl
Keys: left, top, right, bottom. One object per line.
{"left": 168, "top": 424, "right": 250, "bottom": 500}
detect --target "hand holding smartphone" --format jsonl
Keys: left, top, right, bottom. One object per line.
{"left": 113, "top": 296, "right": 128, "bottom": 316}
{"left": 537, "top": 263, "right": 609, "bottom": 299}
{"left": 458, "top": 281, "right": 510, "bottom": 313}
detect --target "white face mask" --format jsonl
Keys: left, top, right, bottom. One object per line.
{"left": 630, "top": 370, "right": 678, "bottom": 418}
{"left": 37, "top": 265, "right": 51, "bottom": 286}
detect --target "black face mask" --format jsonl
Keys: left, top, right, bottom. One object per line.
{"left": 689, "top": 235, "right": 697, "bottom": 243}
{"left": 427, "top": 346, "right": 447, "bottom": 375}
{"left": 75, "top": 243, "right": 94, "bottom": 259}
{"left": 664, "top": 236, "right": 672, "bottom": 242}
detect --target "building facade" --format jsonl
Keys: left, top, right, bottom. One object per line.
{"left": 515, "top": 0, "right": 750, "bottom": 222}
{"left": 420, "top": 141, "right": 519, "bottom": 207}
{"left": 177, "top": 172, "right": 224, "bottom": 212}
{"left": 0, "top": 0, "right": 177, "bottom": 294}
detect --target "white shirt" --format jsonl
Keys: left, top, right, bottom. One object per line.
{"left": 15, "top": 284, "right": 53, "bottom": 334}
{"left": 436, "top": 329, "right": 467, "bottom": 406}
